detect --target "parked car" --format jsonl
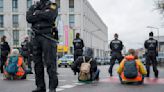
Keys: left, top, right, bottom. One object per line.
{"left": 57, "top": 54, "right": 74, "bottom": 68}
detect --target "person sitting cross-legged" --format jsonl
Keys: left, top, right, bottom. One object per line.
{"left": 3, "top": 49, "right": 27, "bottom": 80}
{"left": 117, "top": 49, "right": 147, "bottom": 84}
{"left": 71, "top": 48, "right": 100, "bottom": 82}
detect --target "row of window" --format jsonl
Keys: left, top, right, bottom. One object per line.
{"left": 0, "top": 0, "right": 32, "bottom": 12}
{"left": 0, "top": 30, "right": 19, "bottom": 45}
{"left": 0, "top": 15, "right": 19, "bottom": 28}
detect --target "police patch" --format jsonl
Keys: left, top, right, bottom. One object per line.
{"left": 50, "top": 4, "right": 56, "bottom": 10}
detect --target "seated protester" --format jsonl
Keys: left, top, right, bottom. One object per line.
{"left": 117, "top": 49, "right": 147, "bottom": 84}
{"left": 71, "top": 48, "right": 100, "bottom": 82}
{"left": 3, "top": 49, "right": 27, "bottom": 80}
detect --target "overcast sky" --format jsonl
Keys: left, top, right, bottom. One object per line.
{"left": 88, "top": 0, "right": 164, "bottom": 49}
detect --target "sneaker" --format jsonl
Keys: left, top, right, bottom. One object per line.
{"left": 32, "top": 87, "right": 46, "bottom": 92}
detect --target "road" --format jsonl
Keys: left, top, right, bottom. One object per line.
{"left": 0, "top": 65, "right": 164, "bottom": 92}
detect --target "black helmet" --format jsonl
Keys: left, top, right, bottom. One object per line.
{"left": 149, "top": 31, "right": 153, "bottom": 36}
{"left": 114, "top": 33, "right": 118, "bottom": 38}
{"left": 83, "top": 48, "right": 93, "bottom": 58}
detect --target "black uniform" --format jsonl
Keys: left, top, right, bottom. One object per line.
{"left": 26, "top": 0, "right": 58, "bottom": 91}
{"left": 0, "top": 41, "right": 10, "bottom": 73}
{"left": 21, "top": 39, "right": 32, "bottom": 71}
{"left": 73, "top": 38, "right": 84, "bottom": 61}
{"left": 109, "top": 39, "right": 123, "bottom": 76}
{"left": 144, "top": 38, "right": 158, "bottom": 77}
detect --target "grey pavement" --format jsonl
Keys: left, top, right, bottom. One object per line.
{"left": 0, "top": 65, "right": 164, "bottom": 92}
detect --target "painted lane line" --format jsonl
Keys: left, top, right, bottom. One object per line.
{"left": 59, "top": 85, "right": 76, "bottom": 89}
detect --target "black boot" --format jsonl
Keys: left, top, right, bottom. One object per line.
{"left": 49, "top": 89, "right": 56, "bottom": 92}
{"left": 32, "top": 87, "right": 46, "bottom": 92}
{"left": 155, "top": 71, "right": 159, "bottom": 78}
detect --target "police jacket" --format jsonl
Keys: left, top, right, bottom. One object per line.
{"left": 110, "top": 39, "right": 123, "bottom": 52}
{"left": 0, "top": 41, "right": 10, "bottom": 56}
{"left": 71, "top": 56, "right": 97, "bottom": 73}
{"left": 26, "top": 1, "right": 58, "bottom": 34}
{"left": 144, "top": 38, "right": 158, "bottom": 52}
{"left": 73, "top": 38, "right": 84, "bottom": 50}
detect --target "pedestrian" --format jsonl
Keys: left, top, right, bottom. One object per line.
{"left": 71, "top": 48, "right": 100, "bottom": 82}
{"left": 21, "top": 36, "right": 33, "bottom": 74}
{"left": 0, "top": 35, "right": 10, "bottom": 73}
{"left": 117, "top": 49, "right": 147, "bottom": 84}
{"left": 144, "top": 32, "right": 159, "bottom": 78}
{"left": 26, "top": 0, "right": 58, "bottom": 92}
{"left": 73, "top": 33, "right": 84, "bottom": 75}
{"left": 108, "top": 33, "right": 124, "bottom": 76}
{"left": 3, "top": 49, "right": 27, "bottom": 80}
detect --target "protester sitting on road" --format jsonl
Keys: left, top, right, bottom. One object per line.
{"left": 71, "top": 48, "right": 100, "bottom": 82}
{"left": 3, "top": 49, "right": 27, "bottom": 80}
{"left": 117, "top": 49, "right": 147, "bottom": 84}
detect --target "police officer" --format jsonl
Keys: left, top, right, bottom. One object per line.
{"left": 109, "top": 33, "right": 124, "bottom": 76}
{"left": 21, "top": 37, "right": 33, "bottom": 74}
{"left": 144, "top": 32, "right": 158, "bottom": 78}
{"left": 73, "top": 33, "right": 84, "bottom": 75}
{"left": 73, "top": 33, "right": 84, "bottom": 62}
{"left": 26, "top": 0, "right": 58, "bottom": 92}
{"left": 0, "top": 36, "right": 10, "bottom": 73}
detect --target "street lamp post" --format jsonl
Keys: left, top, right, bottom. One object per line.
{"left": 147, "top": 26, "right": 160, "bottom": 51}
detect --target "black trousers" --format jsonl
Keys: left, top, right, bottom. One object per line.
{"left": 109, "top": 51, "right": 123, "bottom": 74}
{"left": 32, "top": 33, "right": 58, "bottom": 89}
{"left": 146, "top": 51, "right": 158, "bottom": 77}
{"left": 74, "top": 49, "right": 83, "bottom": 62}
{"left": 0, "top": 55, "right": 7, "bottom": 73}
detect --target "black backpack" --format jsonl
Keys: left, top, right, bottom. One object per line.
{"left": 124, "top": 60, "right": 138, "bottom": 79}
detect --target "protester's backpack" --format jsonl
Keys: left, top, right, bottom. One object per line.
{"left": 79, "top": 57, "right": 92, "bottom": 81}
{"left": 123, "top": 60, "right": 138, "bottom": 79}
{"left": 5, "top": 56, "right": 19, "bottom": 75}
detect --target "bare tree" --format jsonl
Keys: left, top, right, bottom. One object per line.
{"left": 155, "top": 0, "right": 164, "bottom": 14}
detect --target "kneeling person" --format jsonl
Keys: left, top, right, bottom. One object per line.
{"left": 71, "top": 48, "right": 100, "bottom": 81}
{"left": 117, "top": 49, "right": 147, "bottom": 84}
{"left": 4, "top": 49, "right": 26, "bottom": 80}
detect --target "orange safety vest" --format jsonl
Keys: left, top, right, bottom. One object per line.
{"left": 120, "top": 56, "right": 142, "bottom": 82}
{"left": 4, "top": 56, "right": 25, "bottom": 77}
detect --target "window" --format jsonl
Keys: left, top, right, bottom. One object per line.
{"left": 27, "top": 0, "right": 32, "bottom": 9}
{"left": 12, "top": 0, "right": 18, "bottom": 12}
{"left": 69, "top": 0, "right": 74, "bottom": 12}
{"left": 69, "top": 14, "right": 75, "bottom": 28}
{"left": 13, "top": 30, "right": 19, "bottom": 46}
{"left": 0, "top": 15, "right": 3, "bottom": 28}
{"left": 56, "top": 0, "right": 60, "bottom": 12}
{"left": 0, "top": 0, "right": 3, "bottom": 12}
{"left": 0, "top": 30, "right": 4, "bottom": 38}
{"left": 13, "top": 15, "right": 19, "bottom": 28}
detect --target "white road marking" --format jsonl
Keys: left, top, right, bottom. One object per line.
{"left": 59, "top": 85, "right": 76, "bottom": 89}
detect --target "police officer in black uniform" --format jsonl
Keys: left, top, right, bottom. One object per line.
{"left": 109, "top": 33, "right": 124, "bottom": 76}
{"left": 21, "top": 37, "right": 33, "bottom": 74}
{"left": 73, "top": 33, "right": 84, "bottom": 62}
{"left": 26, "top": 0, "right": 58, "bottom": 92}
{"left": 73, "top": 33, "right": 84, "bottom": 75}
{"left": 0, "top": 36, "right": 10, "bottom": 73}
{"left": 144, "top": 32, "right": 158, "bottom": 78}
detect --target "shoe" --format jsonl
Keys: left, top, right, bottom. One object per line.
{"left": 49, "top": 89, "right": 56, "bottom": 92}
{"left": 146, "top": 74, "right": 149, "bottom": 78}
{"left": 32, "top": 87, "right": 46, "bottom": 92}
{"left": 110, "top": 73, "right": 113, "bottom": 77}
{"left": 155, "top": 71, "right": 159, "bottom": 78}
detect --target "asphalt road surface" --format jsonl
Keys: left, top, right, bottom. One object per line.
{"left": 0, "top": 65, "right": 164, "bottom": 92}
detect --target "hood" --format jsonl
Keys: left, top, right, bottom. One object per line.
{"left": 83, "top": 48, "right": 93, "bottom": 58}
{"left": 125, "top": 55, "right": 135, "bottom": 61}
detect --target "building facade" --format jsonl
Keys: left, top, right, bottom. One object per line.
{"left": 0, "top": 0, "right": 108, "bottom": 57}
{"left": 0, "top": 0, "right": 32, "bottom": 47}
